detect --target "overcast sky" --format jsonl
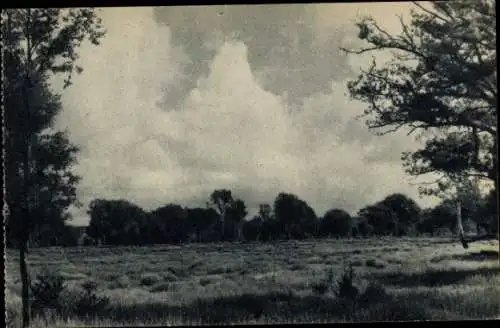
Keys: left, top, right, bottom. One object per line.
{"left": 51, "top": 3, "right": 442, "bottom": 226}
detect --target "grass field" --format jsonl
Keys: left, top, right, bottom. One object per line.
{"left": 5, "top": 237, "right": 500, "bottom": 326}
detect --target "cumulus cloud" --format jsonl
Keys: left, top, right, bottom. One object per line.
{"left": 52, "top": 4, "right": 439, "bottom": 225}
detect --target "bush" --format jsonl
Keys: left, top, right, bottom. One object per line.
{"left": 75, "top": 280, "right": 110, "bottom": 318}
{"left": 25, "top": 271, "right": 110, "bottom": 321}
{"left": 80, "top": 233, "right": 96, "bottom": 246}
{"left": 365, "top": 259, "right": 386, "bottom": 269}
{"left": 357, "top": 281, "right": 390, "bottom": 308}
{"left": 6, "top": 303, "right": 19, "bottom": 327}
{"left": 162, "top": 272, "right": 178, "bottom": 282}
{"left": 150, "top": 283, "right": 170, "bottom": 292}
{"left": 30, "top": 270, "right": 66, "bottom": 318}
{"left": 311, "top": 267, "right": 335, "bottom": 295}
{"left": 334, "top": 264, "right": 359, "bottom": 300}
{"left": 107, "top": 275, "right": 131, "bottom": 289}
{"left": 140, "top": 273, "right": 162, "bottom": 286}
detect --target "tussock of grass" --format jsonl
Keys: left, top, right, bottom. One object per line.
{"left": 139, "top": 273, "right": 162, "bottom": 286}
{"left": 365, "top": 259, "right": 386, "bottom": 269}
{"left": 161, "top": 271, "right": 178, "bottom": 282}
{"left": 149, "top": 283, "right": 170, "bottom": 293}
{"left": 107, "top": 275, "right": 131, "bottom": 289}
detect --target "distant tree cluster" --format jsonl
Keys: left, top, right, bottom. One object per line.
{"left": 19, "top": 188, "right": 493, "bottom": 248}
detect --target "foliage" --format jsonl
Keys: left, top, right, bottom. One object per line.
{"left": 273, "top": 193, "right": 319, "bottom": 239}
{"left": 150, "top": 204, "right": 189, "bottom": 244}
{"left": 311, "top": 266, "right": 336, "bottom": 295}
{"left": 30, "top": 271, "right": 66, "bottom": 317}
{"left": 86, "top": 199, "right": 150, "bottom": 245}
{"left": 354, "top": 216, "right": 374, "bottom": 237}
{"left": 207, "top": 189, "right": 248, "bottom": 241}
{"left": 343, "top": 1, "right": 497, "bottom": 197}
{"left": 320, "top": 208, "right": 353, "bottom": 237}
{"left": 334, "top": 264, "right": 359, "bottom": 301}
{"left": 3, "top": 8, "right": 105, "bottom": 328}
{"left": 185, "top": 207, "right": 220, "bottom": 242}
{"left": 358, "top": 203, "right": 398, "bottom": 236}
{"left": 378, "top": 193, "right": 422, "bottom": 233}
{"left": 139, "top": 274, "right": 162, "bottom": 287}
{"left": 75, "top": 280, "right": 110, "bottom": 318}
{"left": 3, "top": 8, "right": 105, "bottom": 244}
{"left": 13, "top": 187, "right": 494, "bottom": 248}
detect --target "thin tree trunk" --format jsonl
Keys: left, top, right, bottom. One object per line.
{"left": 221, "top": 208, "right": 225, "bottom": 241}
{"left": 20, "top": 240, "right": 30, "bottom": 328}
{"left": 21, "top": 9, "right": 33, "bottom": 327}
{"left": 457, "top": 200, "right": 468, "bottom": 249}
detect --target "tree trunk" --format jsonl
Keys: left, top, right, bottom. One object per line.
{"left": 21, "top": 9, "right": 33, "bottom": 327}
{"left": 20, "top": 240, "right": 30, "bottom": 328}
{"left": 220, "top": 209, "right": 226, "bottom": 241}
{"left": 457, "top": 200, "right": 469, "bottom": 249}
{"left": 237, "top": 221, "right": 244, "bottom": 242}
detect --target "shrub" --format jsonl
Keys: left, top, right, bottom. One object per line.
{"left": 140, "top": 273, "right": 162, "bottom": 286}
{"left": 150, "top": 283, "right": 170, "bottom": 293}
{"left": 357, "top": 281, "right": 390, "bottom": 308}
{"left": 80, "top": 233, "right": 96, "bottom": 246}
{"left": 162, "top": 272, "right": 178, "bottom": 282}
{"left": 365, "top": 259, "right": 386, "bottom": 269}
{"left": 5, "top": 303, "right": 19, "bottom": 327}
{"left": 30, "top": 270, "right": 66, "bottom": 318}
{"left": 199, "top": 277, "right": 212, "bottom": 287}
{"left": 75, "top": 280, "right": 110, "bottom": 318}
{"left": 108, "top": 275, "right": 131, "bottom": 289}
{"left": 311, "top": 266, "right": 335, "bottom": 295}
{"left": 334, "top": 264, "right": 359, "bottom": 301}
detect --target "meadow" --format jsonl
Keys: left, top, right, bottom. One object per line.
{"left": 5, "top": 237, "right": 500, "bottom": 327}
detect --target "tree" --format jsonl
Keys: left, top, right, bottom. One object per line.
{"left": 226, "top": 199, "right": 248, "bottom": 241}
{"left": 86, "top": 199, "right": 149, "bottom": 245}
{"left": 258, "top": 203, "right": 272, "bottom": 220}
{"left": 320, "top": 208, "right": 353, "bottom": 237}
{"left": 24, "top": 220, "right": 79, "bottom": 247}
{"left": 417, "top": 202, "right": 457, "bottom": 235}
{"left": 242, "top": 216, "right": 264, "bottom": 242}
{"left": 475, "top": 189, "right": 499, "bottom": 234}
{"left": 377, "top": 193, "right": 422, "bottom": 235}
{"left": 150, "top": 204, "right": 189, "bottom": 244}
{"left": 273, "top": 193, "right": 318, "bottom": 239}
{"left": 207, "top": 189, "right": 249, "bottom": 241}
{"left": 358, "top": 203, "right": 398, "bottom": 236}
{"left": 342, "top": 1, "right": 497, "bottom": 200}
{"left": 257, "top": 203, "right": 277, "bottom": 241}
{"left": 207, "top": 189, "right": 234, "bottom": 240}
{"left": 184, "top": 207, "right": 220, "bottom": 242}
{"left": 3, "top": 8, "right": 105, "bottom": 327}
{"left": 354, "top": 216, "right": 374, "bottom": 238}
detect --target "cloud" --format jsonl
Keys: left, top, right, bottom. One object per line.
{"left": 52, "top": 5, "right": 440, "bottom": 225}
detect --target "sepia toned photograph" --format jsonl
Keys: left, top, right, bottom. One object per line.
{"left": 2, "top": 2, "right": 498, "bottom": 327}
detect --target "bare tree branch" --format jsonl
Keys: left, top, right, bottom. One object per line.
{"left": 411, "top": 1, "right": 451, "bottom": 23}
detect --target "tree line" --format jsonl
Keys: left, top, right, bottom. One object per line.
{"left": 13, "top": 187, "right": 497, "bottom": 248}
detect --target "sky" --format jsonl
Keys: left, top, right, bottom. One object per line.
{"left": 51, "top": 3, "right": 443, "bottom": 226}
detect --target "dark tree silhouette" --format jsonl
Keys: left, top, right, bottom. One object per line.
{"left": 342, "top": 1, "right": 496, "bottom": 247}
{"left": 151, "top": 204, "right": 189, "bottom": 244}
{"left": 273, "top": 193, "right": 318, "bottom": 239}
{"left": 3, "top": 8, "right": 105, "bottom": 327}
{"left": 320, "top": 209, "right": 353, "bottom": 237}
{"left": 86, "top": 199, "right": 149, "bottom": 245}
{"left": 377, "top": 193, "right": 422, "bottom": 235}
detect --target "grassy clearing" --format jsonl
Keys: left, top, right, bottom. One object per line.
{"left": 5, "top": 237, "right": 499, "bottom": 326}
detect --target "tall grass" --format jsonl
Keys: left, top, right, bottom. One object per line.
{"left": 5, "top": 237, "right": 499, "bottom": 326}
